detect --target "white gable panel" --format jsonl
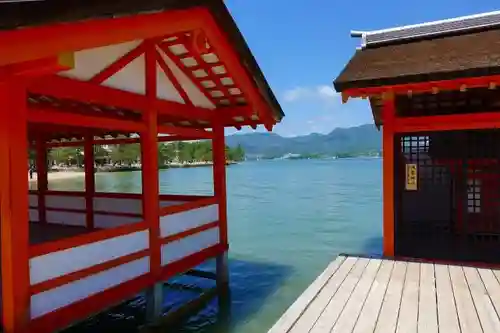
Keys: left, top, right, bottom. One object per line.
{"left": 102, "top": 55, "right": 146, "bottom": 95}
{"left": 156, "top": 64, "right": 184, "bottom": 103}
{"left": 157, "top": 48, "right": 215, "bottom": 109}
{"left": 59, "top": 40, "right": 143, "bottom": 81}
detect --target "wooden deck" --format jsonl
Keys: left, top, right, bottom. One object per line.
{"left": 269, "top": 255, "right": 500, "bottom": 333}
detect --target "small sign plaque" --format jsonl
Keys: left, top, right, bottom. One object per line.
{"left": 405, "top": 164, "right": 418, "bottom": 191}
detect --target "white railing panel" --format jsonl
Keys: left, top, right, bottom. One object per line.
{"left": 29, "top": 194, "right": 39, "bottom": 207}
{"left": 160, "top": 200, "right": 187, "bottom": 208}
{"left": 46, "top": 195, "right": 85, "bottom": 210}
{"left": 160, "top": 204, "right": 218, "bottom": 238}
{"left": 29, "top": 209, "right": 39, "bottom": 222}
{"left": 93, "top": 197, "right": 142, "bottom": 215}
{"left": 93, "top": 215, "right": 143, "bottom": 229}
{"left": 30, "top": 257, "right": 149, "bottom": 319}
{"left": 161, "top": 227, "right": 219, "bottom": 266}
{"left": 30, "top": 230, "right": 149, "bottom": 285}
{"left": 46, "top": 211, "right": 86, "bottom": 227}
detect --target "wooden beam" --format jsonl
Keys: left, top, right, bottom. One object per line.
{"left": 199, "top": 12, "right": 276, "bottom": 126}
{"left": 29, "top": 75, "right": 214, "bottom": 121}
{"left": 212, "top": 125, "right": 228, "bottom": 247}
{"left": 394, "top": 111, "right": 500, "bottom": 133}
{"left": 142, "top": 42, "right": 161, "bottom": 278}
{"left": 158, "top": 43, "right": 217, "bottom": 106}
{"left": 343, "top": 74, "right": 500, "bottom": 98}
{"left": 45, "top": 135, "right": 203, "bottom": 147}
{"left": 382, "top": 99, "right": 395, "bottom": 257}
{"left": 0, "top": 82, "right": 30, "bottom": 332}
{"left": 0, "top": 54, "right": 73, "bottom": 79}
{"left": 0, "top": 8, "right": 207, "bottom": 66}
{"left": 84, "top": 136, "right": 95, "bottom": 229}
{"left": 158, "top": 125, "right": 213, "bottom": 138}
{"left": 89, "top": 43, "right": 147, "bottom": 84}
{"left": 35, "top": 138, "right": 48, "bottom": 224}
{"left": 155, "top": 47, "right": 194, "bottom": 106}
{"left": 28, "top": 107, "right": 146, "bottom": 132}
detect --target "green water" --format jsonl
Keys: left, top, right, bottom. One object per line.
{"left": 55, "top": 158, "right": 383, "bottom": 332}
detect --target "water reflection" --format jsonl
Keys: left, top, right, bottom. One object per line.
{"left": 65, "top": 258, "right": 292, "bottom": 333}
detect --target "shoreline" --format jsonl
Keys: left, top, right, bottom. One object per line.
{"left": 29, "top": 161, "right": 240, "bottom": 183}
{"left": 29, "top": 171, "right": 85, "bottom": 184}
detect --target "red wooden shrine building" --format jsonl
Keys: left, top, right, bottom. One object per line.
{"left": 335, "top": 11, "right": 500, "bottom": 264}
{"left": 0, "top": 1, "right": 283, "bottom": 332}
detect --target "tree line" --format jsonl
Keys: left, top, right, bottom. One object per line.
{"left": 46, "top": 141, "right": 245, "bottom": 167}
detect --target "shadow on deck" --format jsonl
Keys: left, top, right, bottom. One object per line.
{"left": 63, "top": 258, "right": 293, "bottom": 333}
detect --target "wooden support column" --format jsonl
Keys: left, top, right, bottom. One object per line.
{"left": 142, "top": 41, "right": 162, "bottom": 320}
{"left": 35, "top": 138, "right": 48, "bottom": 224}
{"left": 0, "top": 82, "right": 30, "bottom": 332}
{"left": 382, "top": 97, "right": 396, "bottom": 257}
{"left": 84, "top": 136, "right": 95, "bottom": 229}
{"left": 212, "top": 124, "right": 229, "bottom": 286}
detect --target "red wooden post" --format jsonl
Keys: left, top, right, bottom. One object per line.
{"left": 212, "top": 124, "right": 229, "bottom": 286}
{"left": 0, "top": 81, "right": 30, "bottom": 332}
{"left": 35, "top": 138, "right": 48, "bottom": 224}
{"left": 84, "top": 136, "right": 95, "bottom": 229}
{"left": 142, "top": 41, "right": 162, "bottom": 320}
{"left": 382, "top": 97, "right": 396, "bottom": 257}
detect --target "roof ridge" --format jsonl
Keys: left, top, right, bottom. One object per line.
{"left": 351, "top": 10, "right": 500, "bottom": 48}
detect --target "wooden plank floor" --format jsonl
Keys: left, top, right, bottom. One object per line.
{"left": 269, "top": 255, "right": 500, "bottom": 333}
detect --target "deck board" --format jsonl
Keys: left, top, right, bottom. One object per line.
{"left": 449, "top": 265, "right": 482, "bottom": 333}
{"left": 331, "top": 258, "right": 381, "bottom": 333}
{"left": 269, "top": 255, "right": 500, "bottom": 333}
{"left": 435, "top": 264, "right": 461, "bottom": 333}
{"left": 309, "top": 258, "right": 369, "bottom": 333}
{"left": 373, "top": 260, "right": 406, "bottom": 333}
{"left": 417, "top": 263, "right": 438, "bottom": 333}
{"left": 288, "top": 256, "right": 357, "bottom": 333}
{"left": 352, "top": 259, "right": 394, "bottom": 333}
{"left": 463, "top": 266, "right": 500, "bottom": 333}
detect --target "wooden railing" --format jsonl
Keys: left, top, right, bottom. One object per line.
{"left": 27, "top": 190, "right": 224, "bottom": 331}
{"left": 29, "top": 221, "right": 150, "bottom": 319}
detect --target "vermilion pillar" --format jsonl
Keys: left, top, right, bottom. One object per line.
{"left": 143, "top": 42, "right": 162, "bottom": 320}
{"left": 382, "top": 97, "right": 395, "bottom": 256}
{"left": 212, "top": 124, "right": 229, "bottom": 286}
{"left": 84, "top": 136, "right": 95, "bottom": 229}
{"left": 0, "top": 82, "right": 30, "bottom": 332}
{"left": 212, "top": 125, "right": 228, "bottom": 247}
{"left": 35, "top": 138, "right": 48, "bottom": 224}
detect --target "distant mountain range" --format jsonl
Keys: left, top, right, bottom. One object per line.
{"left": 225, "top": 124, "right": 381, "bottom": 158}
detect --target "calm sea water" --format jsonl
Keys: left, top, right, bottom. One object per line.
{"left": 55, "top": 159, "right": 383, "bottom": 333}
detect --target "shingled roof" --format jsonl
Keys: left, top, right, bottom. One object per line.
{"left": 334, "top": 15, "right": 500, "bottom": 92}
{"left": 0, "top": 0, "right": 284, "bottom": 121}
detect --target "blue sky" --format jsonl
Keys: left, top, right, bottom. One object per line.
{"left": 225, "top": 0, "right": 500, "bottom": 137}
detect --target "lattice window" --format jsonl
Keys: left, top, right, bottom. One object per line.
{"left": 467, "top": 176, "right": 481, "bottom": 214}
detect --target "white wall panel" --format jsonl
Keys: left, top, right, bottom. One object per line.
{"left": 160, "top": 204, "right": 218, "bottom": 237}
{"left": 93, "top": 214, "right": 143, "bottom": 229}
{"left": 46, "top": 195, "right": 85, "bottom": 210}
{"left": 93, "top": 197, "right": 142, "bottom": 215}
{"left": 161, "top": 227, "right": 219, "bottom": 266}
{"left": 46, "top": 211, "right": 86, "bottom": 227}
{"left": 30, "top": 230, "right": 149, "bottom": 285}
{"left": 31, "top": 257, "right": 149, "bottom": 318}
{"left": 160, "top": 200, "right": 186, "bottom": 208}
{"left": 29, "top": 194, "right": 39, "bottom": 207}
{"left": 29, "top": 209, "right": 39, "bottom": 222}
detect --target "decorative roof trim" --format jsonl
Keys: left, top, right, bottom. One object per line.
{"left": 351, "top": 10, "right": 500, "bottom": 48}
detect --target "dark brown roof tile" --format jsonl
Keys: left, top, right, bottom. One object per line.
{"left": 334, "top": 28, "right": 500, "bottom": 91}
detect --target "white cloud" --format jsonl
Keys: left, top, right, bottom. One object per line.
{"left": 282, "top": 85, "right": 339, "bottom": 103}
{"left": 317, "top": 85, "right": 336, "bottom": 98}
{"left": 283, "top": 87, "right": 311, "bottom": 102}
